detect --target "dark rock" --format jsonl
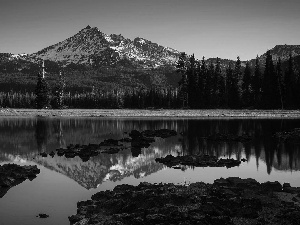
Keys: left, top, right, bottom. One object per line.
{"left": 129, "top": 130, "right": 142, "bottom": 138}
{"left": 156, "top": 154, "right": 242, "bottom": 168}
{"left": 69, "top": 177, "right": 300, "bottom": 225}
{"left": 55, "top": 129, "right": 177, "bottom": 160}
{"left": 260, "top": 181, "right": 282, "bottom": 192}
{"left": 0, "top": 164, "right": 40, "bottom": 198}
{"left": 37, "top": 213, "right": 49, "bottom": 218}
{"left": 49, "top": 151, "right": 55, "bottom": 157}
{"left": 283, "top": 186, "right": 300, "bottom": 194}
{"left": 99, "top": 139, "right": 119, "bottom": 146}
{"left": 283, "top": 183, "right": 291, "bottom": 189}
{"left": 39, "top": 152, "right": 47, "bottom": 157}
{"left": 101, "top": 148, "right": 120, "bottom": 154}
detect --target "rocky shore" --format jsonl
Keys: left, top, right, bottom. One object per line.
{"left": 69, "top": 177, "right": 300, "bottom": 225}
{"left": 0, "top": 164, "right": 40, "bottom": 198}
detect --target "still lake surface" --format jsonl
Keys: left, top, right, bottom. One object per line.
{"left": 0, "top": 117, "right": 300, "bottom": 225}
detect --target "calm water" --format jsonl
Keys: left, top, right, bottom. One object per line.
{"left": 1, "top": 117, "right": 300, "bottom": 225}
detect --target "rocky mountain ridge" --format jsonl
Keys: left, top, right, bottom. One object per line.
{"left": 29, "top": 25, "right": 180, "bottom": 68}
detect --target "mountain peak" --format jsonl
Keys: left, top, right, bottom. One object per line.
{"left": 31, "top": 26, "right": 180, "bottom": 66}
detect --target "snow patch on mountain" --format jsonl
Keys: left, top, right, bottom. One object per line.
{"left": 30, "top": 25, "right": 181, "bottom": 67}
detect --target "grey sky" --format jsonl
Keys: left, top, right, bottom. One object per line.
{"left": 1, "top": 0, "right": 299, "bottom": 60}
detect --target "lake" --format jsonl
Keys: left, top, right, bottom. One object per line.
{"left": 0, "top": 117, "right": 300, "bottom": 225}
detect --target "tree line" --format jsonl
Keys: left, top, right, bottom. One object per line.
{"left": 0, "top": 86, "right": 181, "bottom": 109}
{"left": 177, "top": 51, "right": 300, "bottom": 109}
{"left": 0, "top": 51, "right": 299, "bottom": 109}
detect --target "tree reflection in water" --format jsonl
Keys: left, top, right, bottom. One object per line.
{"left": 0, "top": 118, "right": 300, "bottom": 188}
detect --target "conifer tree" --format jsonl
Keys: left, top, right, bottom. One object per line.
{"left": 198, "top": 57, "right": 207, "bottom": 108}
{"left": 52, "top": 71, "right": 66, "bottom": 109}
{"left": 177, "top": 52, "right": 188, "bottom": 108}
{"left": 212, "top": 58, "right": 220, "bottom": 107}
{"left": 252, "top": 56, "right": 261, "bottom": 107}
{"left": 215, "top": 58, "right": 225, "bottom": 107}
{"left": 284, "top": 54, "right": 296, "bottom": 108}
{"left": 262, "top": 51, "right": 280, "bottom": 108}
{"left": 187, "top": 54, "right": 198, "bottom": 108}
{"left": 35, "top": 72, "right": 50, "bottom": 109}
{"left": 228, "top": 57, "right": 241, "bottom": 108}
{"left": 276, "top": 58, "right": 284, "bottom": 109}
{"left": 242, "top": 61, "right": 252, "bottom": 107}
{"left": 205, "top": 62, "right": 214, "bottom": 108}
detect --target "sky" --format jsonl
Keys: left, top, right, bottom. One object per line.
{"left": 0, "top": 0, "right": 300, "bottom": 60}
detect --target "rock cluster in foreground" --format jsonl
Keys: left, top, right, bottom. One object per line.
{"left": 69, "top": 177, "right": 300, "bottom": 225}
{"left": 0, "top": 164, "right": 40, "bottom": 198}
{"left": 155, "top": 154, "right": 242, "bottom": 168}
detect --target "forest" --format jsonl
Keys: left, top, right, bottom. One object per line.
{"left": 0, "top": 51, "right": 299, "bottom": 109}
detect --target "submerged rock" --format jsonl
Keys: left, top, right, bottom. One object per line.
{"left": 155, "top": 154, "right": 242, "bottom": 168}
{"left": 0, "top": 164, "right": 40, "bottom": 198}
{"left": 69, "top": 177, "right": 300, "bottom": 225}
{"left": 37, "top": 213, "right": 49, "bottom": 218}
{"left": 55, "top": 129, "right": 177, "bottom": 160}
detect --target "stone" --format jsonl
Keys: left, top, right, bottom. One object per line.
{"left": 260, "top": 181, "right": 282, "bottom": 192}
{"left": 37, "top": 213, "right": 49, "bottom": 218}
{"left": 156, "top": 154, "right": 242, "bottom": 168}
{"left": 69, "top": 178, "right": 300, "bottom": 225}
{"left": 0, "top": 164, "right": 40, "bottom": 198}
{"left": 39, "top": 152, "right": 47, "bottom": 157}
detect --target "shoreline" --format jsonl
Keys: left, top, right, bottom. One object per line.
{"left": 0, "top": 108, "right": 300, "bottom": 118}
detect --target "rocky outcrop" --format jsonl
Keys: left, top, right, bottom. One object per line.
{"left": 0, "top": 164, "right": 40, "bottom": 198}
{"left": 69, "top": 177, "right": 300, "bottom": 225}
{"left": 155, "top": 154, "right": 242, "bottom": 168}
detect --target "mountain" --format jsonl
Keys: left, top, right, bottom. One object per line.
{"left": 1, "top": 26, "right": 300, "bottom": 91}
{"left": 30, "top": 25, "right": 180, "bottom": 68}
{"left": 259, "top": 45, "right": 300, "bottom": 61}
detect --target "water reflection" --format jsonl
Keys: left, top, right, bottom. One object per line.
{"left": 0, "top": 118, "right": 300, "bottom": 190}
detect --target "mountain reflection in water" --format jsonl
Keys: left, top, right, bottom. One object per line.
{"left": 0, "top": 118, "right": 300, "bottom": 190}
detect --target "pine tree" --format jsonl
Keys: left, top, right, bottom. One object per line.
{"left": 187, "top": 54, "right": 197, "bottom": 108}
{"left": 242, "top": 61, "right": 252, "bottom": 107}
{"left": 284, "top": 54, "right": 296, "bottom": 108}
{"left": 252, "top": 56, "right": 261, "bottom": 107}
{"left": 215, "top": 58, "right": 225, "bottom": 107}
{"left": 276, "top": 58, "right": 284, "bottom": 109}
{"left": 262, "top": 51, "right": 280, "bottom": 108}
{"left": 177, "top": 52, "right": 188, "bottom": 108}
{"left": 35, "top": 72, "right": 50, "bottom": 109}
{"left": 198, "top": 57, "right": 207, "bottom": 108}
{"left": 211, "top": 58, "right": 219, "bottom": 107}
{"left": 205, "top": 62, "right": 214, "bottom": 108}
{"left": 52, "top": 71, "right": 66, "bottom": 109}
{"left": 228, "top": 57, "right": 241, "bottom": 108}
{"left": 225, "top": 63, "right": 234, "bottom": 108}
